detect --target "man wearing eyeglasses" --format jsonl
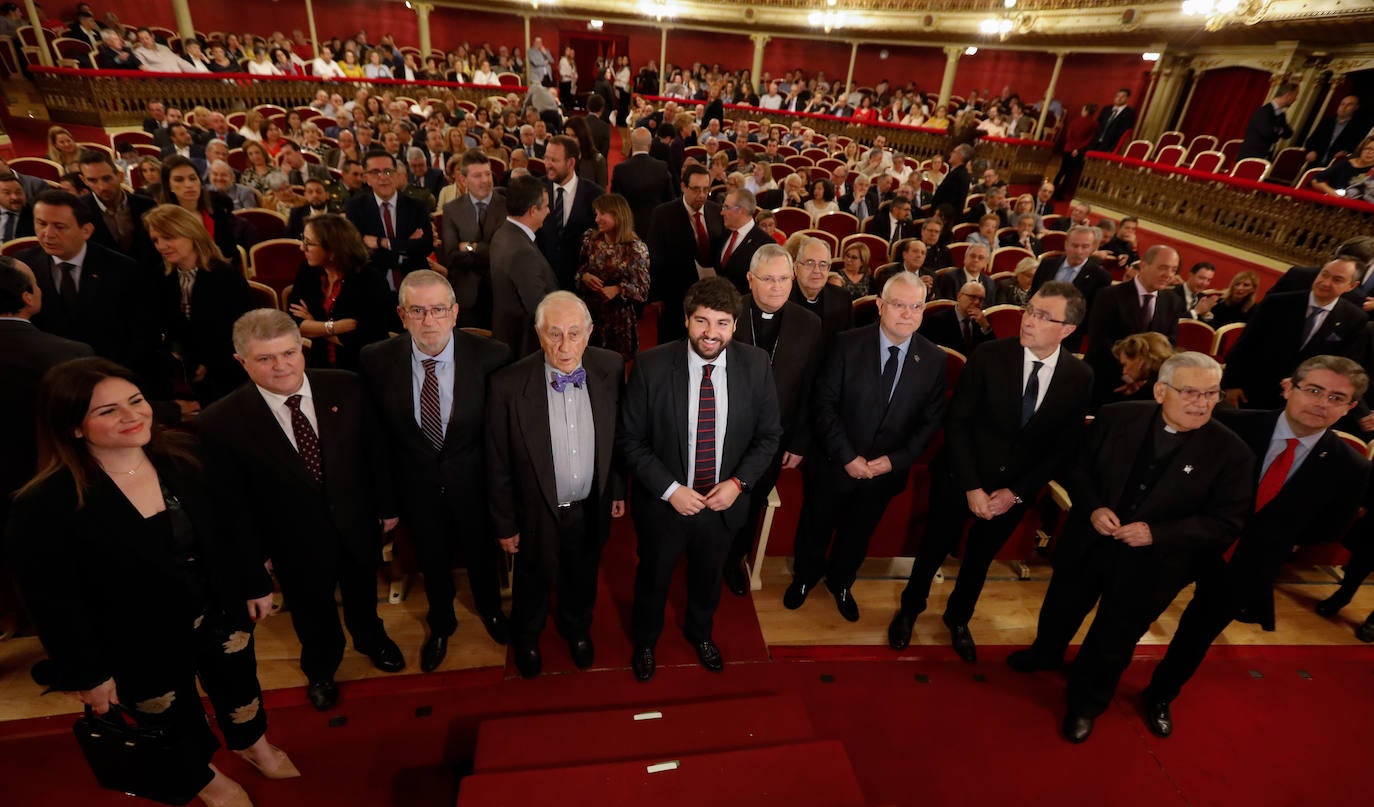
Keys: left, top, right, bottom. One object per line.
{"left": 359, "top": 270, "right": 513, "bottom": 673}
{"left": 1143, "top": 355, "right": 1370, "bottom": 737}
{"left": 789, "top": 236, "right": 853, "bottom": 344}
{"left": 647, "top": 164, "right": 724, "bottom": 343}
{"left": 346, "top": 150, "right": 433, "bottom": 296}
{"left": 892, "top": 282, "right": 1092, "bottom": 657}
{"left": 1008, "top": 352, "right": 1254, "bottom": 744}
{"left": 716, "top": 188, "right": 774, "bottom": 293}
{"left": 786, "top": 271, "right": 947, "bottom": 623}
{"left": 1082, "top": 244, "right": 1186, "bottom": 407}
{"left": 918, "top": 280, "right": 997, "bottom": 355}
{"left": 722, "top": 245, "right": 824, "bottom": 596}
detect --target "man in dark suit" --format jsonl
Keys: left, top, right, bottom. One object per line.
{"left": 158, "top": 123, "right": 208, "bottom": 176}
{"left": 419, "top": 128, "right": 451, "bottom": 173}
{"left": 611, "top": 127, "right": 675, "bottom": 240}
{"left": 141, "top": 101, "right": 169, "bottom": 136}
{"left": 584, "top": 94, "right": 613, "bottom": 159}
{"left": 1083, "top": 245, "right": 1186, "bottom": 406}
{"left": 78, "top": 150, "right": 157, "bottom": 269}
{"left": 1142, "top": 356, "right": 1370, "bottom": 736}
{"left": 1238, "top": 83, "right": 1297, "bottom": 161}
{"left": 1267, "top": 236, "right": 1374, "bottom": 311}
{"left": 359, "top": 271, "right": 511, "bottom": 673}
{"left": 920, "top": 279, "right": 997, "bottom": 355}
{"left": 789, "top": 235, "right": 854, "bottom": 343}
{"left": 347, "top": 150, "right": 432, "bottom": 295}
{"left": 285, "top": 179, "right": 341, "bottom": 239}
{"left": 1304, "top": 95, "right": 1365, "bottom": 167}
{"left": 930, "top": 144, "right": 973, "bottom": 215}
{"left": 440, "top": 150, "right": 506, "bottom": 329}
{"left": 893, "top": 283, "right": 1093, "bottom": 658}
{"left": 1008, "top": 353, "right": 1252, "bottom": 741}
{"left": 716, "top": 188, "right": 774, "bottom": 293}
{"left": 200, "top": 111, "right": 246, "bottom": 150}
{"left": 537, "top": 135, "right": 605, "bottom": 290}
{"left": 864, "top": 197, "right": 918, "bottom": 243}
{"left": 838, "top": 174, "right": 881, "bottom": 224}
{"left": 619, "top": 278, "right": 782, "bottom": 681}
{"left": 723, "top": 246, "right": 824, "bottom": 595}
{"left": 1091, "top": 89, "right": 1137, "bottom": 153}
{"left": 278, "top": 140, "right": 332, "bottom": 187}
{"left": 404, "top": 148, "right": 447, "bottom": 198}
{"left": 785, "top": 271, "right": 947, "bottom": 622}
{"left": 490, "top": 174, "right": 558, "bottom": 357}
{"left": 933, "top": 243, "right": 997, "bottom": 303}
{"left": 1223, "top": 257, "right": 1366, "bottom": 410}
{"left": 200, "top": 310, "right": 405, "bottom": 711}
{"left": 648, "top": 164, "right": 723, "bottom": 342}
{"left": 0, "top": 173, "right": 33, "bottom": 245}
{"left": 961, "top": 186, "right": 1011, "bottom": 228}
{"left": 67, "top": 11, "right": 103, "bottom": 47}
{"left": 487, "top": 292, "right": 624, "bottom": 677}
{"left": 1029, "top": 225, "right": 1110, "bottom": 352}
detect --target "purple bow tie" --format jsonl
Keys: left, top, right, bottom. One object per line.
{"left": 551, "top": 367, "right": 586, "bottom": 392}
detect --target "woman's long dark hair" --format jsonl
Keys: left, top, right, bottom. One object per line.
{"left": 23, "top": 358, "right": 196, "bottom": 507}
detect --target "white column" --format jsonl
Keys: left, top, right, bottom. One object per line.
{"left": 659, "top": 27, "right": 668, "bottom": 95}
{"left": 304, "top": 0, "right": 321, "bottom": 60}
{"left": 1136, "top": 60, "right": 1163, "bottom": 140}
{"left": 413, "top": 2, "right": 433, "bottom": 62}
{"left": 22, "top": 0, "right": 50, "bottom": 67}
{"left": 844, "top": 41, "right": 858, "bottom": 91}
{"left": 751, "top": 33, "right": 770, "bottom": 93}
{"left": 937, "top": 46, "right": 962, "bottom": 112}
{"left": 523, "top": 15, "right": 531, "bottom": 82}
{"left": 1034, "top": 51, "right": 1066, "bottom": 140}
{"left": 171, "top": 0, "right": 194, "bottom": 41}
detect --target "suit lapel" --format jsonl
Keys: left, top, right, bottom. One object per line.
{"left": 384, "top": 337, "right": 430, "bottom": 449}
{"left": 518, "top": 361, "right": 560, "bottom": 510}
{"left": 672, "top": 346, "right": 690, "bottom": 478}
{"left": 244, "top": 385, "right": 319, "bottom": 487}
{"left": 587, "top": 355, "right": 617, "bottom": 498}
{"left": 723, "top": 344, "right": 748, "bottom": 469}
{"left": 879, "top": 337, "right": 923, "bottom": 429}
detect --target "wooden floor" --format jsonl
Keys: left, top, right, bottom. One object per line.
{"left": 3, "top": 557, "right": 1370, "bottom": 723}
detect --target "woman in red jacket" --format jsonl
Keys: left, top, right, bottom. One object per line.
{"left": 1052, "top": 103, "right": 1101, "bottom": 198}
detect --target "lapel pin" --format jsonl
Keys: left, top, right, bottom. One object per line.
{"left": 330, "top": 406, "right": 339, "bottom": 413}
{"left": 1319, "top": 451, "right": 1327, "bottom": 458}
{"left": 1183, "top": 465, "right": 1193, "bottom": 474}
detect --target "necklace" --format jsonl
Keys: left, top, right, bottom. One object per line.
{"left": 111, "top": 456, "right": 146, "bottom": 477}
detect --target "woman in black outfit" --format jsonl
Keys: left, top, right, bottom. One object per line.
{"left": 6, "top": 358, "right": 297, "bottom": 807}
{"left": 158, "top": 155, "right": 257, "bottom": 273}
{"left": 286, "top": 214, "right": 392, "bottom": 369}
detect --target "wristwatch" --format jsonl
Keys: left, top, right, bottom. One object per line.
{"left": 464, "top": 243, "right": 475, "bottom": 252}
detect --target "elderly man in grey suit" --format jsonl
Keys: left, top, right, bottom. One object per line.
{"left": 490, "top": 174, "right": 558, "bottom": 357}
{"left": 440, "top": 150, "right": 507, "bottom": 328}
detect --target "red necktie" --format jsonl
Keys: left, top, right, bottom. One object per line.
{"left": 720, "top": 230, "right": 740, "bottom": 267}
{"left": 693, "top": 364, "right": 717, "bottom": 492}
{"left": 692, "top": 210, "right": 710, "bottom": 264}
{"left": 1255, "top": 438, "right": 1298, "bottom": 511}
{"left": 381, "top": 200, "right": 396, "bottom": 241}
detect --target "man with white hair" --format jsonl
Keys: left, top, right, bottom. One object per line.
{"left": 789, "top": 236, "right": 853, "bottom": 342}
{"left": 206, "top": 160, "right": 258, "bottom": 211}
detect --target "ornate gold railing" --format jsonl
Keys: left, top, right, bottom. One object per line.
{"left": 1076, "top": 152, "right": 1372, "bottom": 267}
{"left": 30, "top": 67, "right": 523, "bottom": 128}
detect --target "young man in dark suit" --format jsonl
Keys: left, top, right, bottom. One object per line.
{"left": 199, "top": 311, "right": 405, "bottom": 711}
{"left": 346, "top": 150, "right": 434, "bottom": 292}
{"left": 724, "top": 245, "right": 824, "bottom": 595}
{"left": 863, "top": 197, "right": 918, "bottom": 243}
{"left": 487, "top": 291, "right": 625, "bottom": 677}
{"left": 1224, "top": 257, "right": 1366, "bottom": 410}
{"left": 1083, "top": 244, "right": 1186, "bottom": 406}
{"left": 1143, "top": 356, "right": 1370, "bottom": 736}
{"left": 1091, "top": 88, "right": 1137, "bottom": 153}
{"left": 892, "top": 282, "right": 1093, "bottom": 658}
{"left": 490, "top": 174, "right": 558, "bottom": 357}
{"left": 1237, "top": 82, "right": 1296, "bottom": 161}
{"left": 610, "top": 127, "right": 675, "bottom": 240}
{"left": 716, "top": 188, "right": 775, "bottom": 293}
{"left": 930, "top": 143, "right": 973, "bottom": 215}
{"left": 647, "top": 164, "right": 723, "bottom": 342}
{"left": 537, "top": 135, "right": 605, "bottom": 290}
{"left": 359, "top": 270, "right": 512, "bottom": 672}
{"left": 77, "top": 150, "right": 158, "bottom": 270}
{"left": 785, "top": 271, "right": 947, "bottom": 622}
{"left": 619, "top": 278, "right": 782, "bottom": 681}
{"left": 1007, "top": 353, "right": 1254, "bottom": 744}
{"left": 789, "top": 236, "right": 854, "bottom": 344}
{"left": 440, "top": 151, "right": 506, "bottom": 329}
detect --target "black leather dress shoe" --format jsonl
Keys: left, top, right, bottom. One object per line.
{"left": 887, "top": 611, "right": 916, "bottom": 651}
{"left": 632, "top": 645, "right": 656, "bottom": 682}
{"left": 482, "top": 613, "right": 510, "bottom": 646}
{"left": 1006, "top": 649, "right": 1058, "bottom": 673}
{"left": 1061, "top": 713, "right": 1094, "bottom": 743}
{"left": 1356, "top": 617, "right": 1374, "bottom": 643}
{"left": 694, "top": 640, "right": 723, "bottom": 672}
{"left": 306, "top": 679, "right": 339, "bottom": 711}
{"left": 723, "top": 562, "right": 749, "bottom": 596}
{"left": 568, "top": 637, "right": 595, "bottom": 670}
{"left": 1315, "top": 592, "right": 1352, "bottom": 617}
{"left": 830, "top": 587, "right": 860, "bottom": 623}
{"left": 363, "top": 638, "right": 406, "bottom": 673}
{"left": 1144, "top": 696, "right": 1173, "bottom": 738}
{"left": 514, "top": 644, "right": 542, "bottom": 679}
{"left": 420, "top": 634, "right": 448, "bottom": 673}
{"left": 1234, "top": 609, "right": 1275, "bottom": 632}
{"left": 948, "top": 623, "right": 977, "bottom": 664}
{"left": 782, "top": 580, "right": 811, "bottom": 610}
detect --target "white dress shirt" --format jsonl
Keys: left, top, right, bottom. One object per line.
{"left": 1022, "top": 345, "right": 1061, "bottom": 413}
{"left": 663, "top": 345, "right": 730, "bottom": 500}
{"left": 410, "top": 336, "right": 455, "bottom": 437}
{"left": 256, "top": 375, "right": 318, "bottom": 452}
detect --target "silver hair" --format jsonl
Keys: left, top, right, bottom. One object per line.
{"left": 881, "top": 269, "right": 927, "bottom": 301}
{"left": 750, "top": 243, "right": 793, "bottom": 275}
{"left": 232, "top": 308, "right": 301, "bottom": 355}
{"left": 1069, "top": 198, "right": 1093, "bottom": 213}
{"left": 1066, "top": 224, "right": 1096, "bottom": 241}
{"left": 534, "top": 290, "right": 592, "bottom": 330}
{"left": 796, "top": 235, "right": 832, "bottom": 260}
{"left": 729, "top": 187, "right": 757, "bottom": 215}
{"left": 1157, "top": 351, "right": 1222, "bottom": 386}
{"left": 397, "top": 269, "right": 456, "bottom": 308}
{"left": 405, "top": 146, "right": 426, "bottom": 162}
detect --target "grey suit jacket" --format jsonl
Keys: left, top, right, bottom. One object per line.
{"left": 489, "top": 219, "right": 558, "bottom": 357}
{"left": 440, "top": 190, "right": 507, "bottom": 309}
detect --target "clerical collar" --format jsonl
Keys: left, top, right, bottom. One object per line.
{"left": 760, "top": 310, "right": 775, "bottom": 320}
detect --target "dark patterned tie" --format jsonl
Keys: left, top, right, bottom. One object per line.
{"left": 285, "top": 394, "right": 322, "bottom": 483}
{"left": 692, "top": 364, "right": 717, "bottom": 493}
{"left": 1021, "top": 361, "right": 1044, "bottom": 426}
{"left": 420, "top": 358, "right": 444, "bottom": 451}
{"left": 552, "top": 186, "right": 565, "bottom": 234}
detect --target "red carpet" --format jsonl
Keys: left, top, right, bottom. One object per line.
{"left": 4, "top": 646, "right": 1373, "bottom": 806}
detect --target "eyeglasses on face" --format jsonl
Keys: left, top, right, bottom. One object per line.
{"left": 403, "top": 304, "right": 454, "bottom": 320}
{"left": 365, "top": 168, "right": 397, "bottom": 177}
{"left": 1294, "top": 384, "right": 1353, "bottom": 406}
{"left": 751, "top": 273, "right": 793, "bottom": 286}
{"left": 1162, "top": 384, "right": 1222, "bottom": 403}
{"left": 1022, "top": 304, "right": 1067, "bottom": 324}
{"left": 881, "top": 300, "right": 924, "bottom": 314}
{"left": 795, "top": 259, "right": 830, "bottom": 270}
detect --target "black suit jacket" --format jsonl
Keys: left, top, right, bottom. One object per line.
{"left": 97, "top": 45, "right": 142, "bottom": 70}
{"left": 486, "top": 347, "right": 624, "bottom": 575}
{"left": 1029, "top": 255, "right": 1112, "bottom": 351}
{"left": 285, "top": 204, "right": 339, "bottom": 240}
{"left": 346, "top": 191, "right": 433, "bottom": 276}
{"left": 718, "top": 225, "right": 775, "bottom": 292}
{"left": 1, "top": 206, "right": 35, "bottom": 242}
{"left": 789, "top": 284, "right": 854, "bottom": 344}
{"left": 961, "top": 203, "right": 1011, "bottom": 228}
{"left": 490, "top": 219, "right": 559, "bottom": 357}
{"left": 585, "top": 115, "right": 612, "bottom": 160}
{"left": 1269, "top": 265, "right": 1368, "bottom": 310}
{"left": 440, "top": 190, "right": 508, "bottom": 310}
{"left": 197, "top": 370, "right": 388, "bottom": 583}
{"left": 1060, "top": 401, "right": 1254, "bottom": 579}
{"left": 933, "top": 269, "right": 997, "bottom": 303}
{"left": 944, "top": 337, "right": 1093, "bottom": 500}
{"left": 647, "top": 199, "right": 724, "bottom": 337}
{"left": 286, "top": 265, "right": 392, "bottom": 370}
{"left": 538, "top": 178, "right": 605, "bottom": 289}
{"left": 360, "top": 330, "right": 511, "bottom": 537}
{"left": 0, "top": 321, "right": 92, "bottom": 510}
{"left": 1222, "top": 291, "right": 1366, "bottom": 409}
{"left": 159, "top": 260, "right": 253, "bottom": 401}
{"left": 837, "top": 186, "right": 882, "bottom": 222}
{"left": 617, "top": 340, "right": 782, "bottom": 532}
{"left": 930, "top": 163, "right": 970, "bottom": 215}
{"left": 201, "top": 130, "right": 246, "bottom": 150}
{"left": 611, "top": 153, "right": 675, "bottom": 239}
{"left": 82, "top": 191, "right": 158, "bottom": 270}
{"left": 1083, "top": 280, "right": 1186, "bottom": 405}
{"left": 409, "top": 167, "right": 447, "bottom": 198}
{"left": 737, "top": 297, "right": 823, "bottom": 456}
{"left": 1093, "top": 105, "right": 1137, "bottom": 152}
{"left": 810, "top": 323, "right": 947, "bottom": 494}
{"left": 864, "top": 211, "right": 918, "bottom": 242}
{"left": 1304, "top": 116, "right": 1367, "bottom": 166}
{"left": 1238, "top": 103, "right": 1293, "bottom": 161}
{"left": 918, "top": 306, "right": 996, "bottom": 355}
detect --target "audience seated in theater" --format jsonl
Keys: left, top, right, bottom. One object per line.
{"left": 921, "top": 280, "right": 996, "bottom": 354}
{"left": 831, "top": 241, "right": 873, "bottom": 300}
{"left": 997, "top": 257, "right": 1039, "bottom": 306}
{"left": 934, "top": 242, "right": 996, "bottom": 302}
{"left": 1108, "top": 331, "right": 1177, "bottom": 403}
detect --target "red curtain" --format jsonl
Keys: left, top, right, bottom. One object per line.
{"left": 1179, "top": 67, "right": 1271, "bottom": 141}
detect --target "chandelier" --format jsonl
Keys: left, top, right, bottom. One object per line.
{"left": 809, "top": 0, "right": 850, "bottom": 34}
{"left": 638, "top": 0, "right": 679, "bottom": 21}
{"left": 1181, "top": 0, "right": 1272, "bottom": 31}
{"left": 978, "top": 0, "right": 1020, "bottom": 41}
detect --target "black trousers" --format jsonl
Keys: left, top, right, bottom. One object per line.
{"left": 273, "top": 545, "right": 385, "bottom": 682}
{"left": 406, "top": 496, "right": 504, "bottom": 637}
{"left": 631, "top": 505, "right": 731, "bottom": 647}
{"left": 792, "top": 468, "right": 900, "bottom": 591}
{"left": 510, "top": 502, "right": 601, "bottom": 648}
{"left": 901, "top": 474, "right": 1027, "bottom": 626}
{"left": 1053, "top": 152, "right": 1087, "bottom": 198}
{"left": 1327, "top": 524, "right": 1374, "bottom": 603}
{"left": 725, "top": 449, "right": 783, "bottom": 569}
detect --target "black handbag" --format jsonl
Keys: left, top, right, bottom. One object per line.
{"left": 72, "top": 704, "right": 213, "bottom": 805}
